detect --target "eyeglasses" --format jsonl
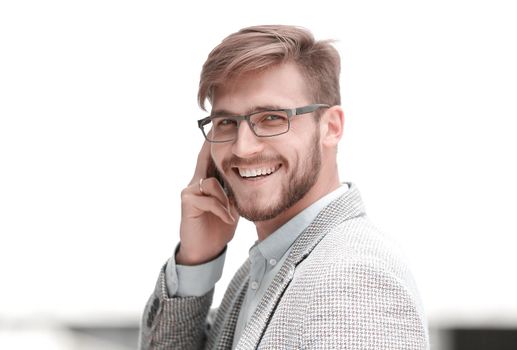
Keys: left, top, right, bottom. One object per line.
{"left": 197, "top": 103, "right": 330, "bottom": 143}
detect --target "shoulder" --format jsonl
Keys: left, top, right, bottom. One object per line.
{"left": 307, "top": 215, "right": 417, "bottom": 289}
{"left": 293, "top": 214, "right": 427, "bottom": 319}
{"left": 294, "top": 216, "right": 429, "bottom": 348}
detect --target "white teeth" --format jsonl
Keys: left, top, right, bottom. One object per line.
{"left": 238, "top": 166, "right": 277, "bottom": 178}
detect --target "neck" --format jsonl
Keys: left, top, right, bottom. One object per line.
{"left": 254, "top": 172, "right": 340, "bottom": 241}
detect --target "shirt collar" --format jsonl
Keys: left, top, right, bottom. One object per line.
{"left": 250, "top": 183, "right": 349, "bottom": 262}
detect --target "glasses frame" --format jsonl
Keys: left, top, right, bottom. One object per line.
{"left": 197, "top": 103, "right": 330, "bottom": 143}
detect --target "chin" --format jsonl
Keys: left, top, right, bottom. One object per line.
{"left": 234, "top": 194, "right": 283, "bottom": 222}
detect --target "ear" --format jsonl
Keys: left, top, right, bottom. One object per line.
{"left": 320, "top": 105, "right": 344, "bottom": 148}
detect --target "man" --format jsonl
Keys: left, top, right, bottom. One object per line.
{"left": 139, "top": 25, "right": 429, "bottom": 349}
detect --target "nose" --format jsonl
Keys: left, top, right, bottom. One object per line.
{"left": 231, "top": 120, "right": 264, "bottom": 158}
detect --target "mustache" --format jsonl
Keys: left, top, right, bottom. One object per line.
{"left": 222, "top": 154, "right": 286, "bottom": 171}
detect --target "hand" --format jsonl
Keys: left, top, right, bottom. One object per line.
{"left": 176, "top": 140, "right": 239, "bottom": 265}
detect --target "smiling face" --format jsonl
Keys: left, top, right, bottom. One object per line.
{"left": 210, "top": 62, "right": 335, "bottom": 232}
{"left": 222, "top": 120, "right": 322, "bottom": 223}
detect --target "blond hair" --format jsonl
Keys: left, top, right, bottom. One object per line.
{"left": 198, "top": 25, "right": 341, "bottom": 111}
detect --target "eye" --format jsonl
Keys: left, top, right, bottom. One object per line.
{"left": 264, "top": 114, "right": 284, "bottom": 121}
{"left": 214, "top": 118, "right": 238, "bottom": 128}
{"left": 256, "top": 113, "right": 288, "bottom": 124}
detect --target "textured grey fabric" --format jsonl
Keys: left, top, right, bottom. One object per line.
{"left": 139, "top": 184, "right": 429, "bottom": 349}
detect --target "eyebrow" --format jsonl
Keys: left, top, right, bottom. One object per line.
{"left": 210, "top": 105, "right": 285, "bottom": 117}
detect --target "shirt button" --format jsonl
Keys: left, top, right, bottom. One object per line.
{"left": 251, "top": 281, "right": 259, "bottom": 290}
{"left": 269, "top": 258, "right": 277, "bottom": 266}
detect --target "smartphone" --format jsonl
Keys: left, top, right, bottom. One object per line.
{"left": 207, "top": 157, "right": 228, "bottom": 194}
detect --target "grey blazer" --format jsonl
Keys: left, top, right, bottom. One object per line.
{"left": 139, "top": 184, "right": 429, "bottom": 349}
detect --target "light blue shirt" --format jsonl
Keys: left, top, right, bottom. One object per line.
{"left": 165, "top": 184, "right": 349, "bottom": 347}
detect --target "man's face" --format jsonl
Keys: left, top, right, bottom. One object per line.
{"left": 210, "top": 62, "right": 323, "bottom": 222}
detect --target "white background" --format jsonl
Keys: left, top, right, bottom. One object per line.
{"left": 1, "top": 0, "right": 516, "bottom": 328}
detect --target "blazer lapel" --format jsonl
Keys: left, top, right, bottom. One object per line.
{"left": 216, "top": 278, "right": 249, "bottom": 349}
{"left": 209, "top": 261, "right": 250, "bottom": 349}
{"left": 235, "top": 183, "right": 365, "bottom": 349}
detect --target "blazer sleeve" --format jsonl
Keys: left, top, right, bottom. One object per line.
{"left": 138, "top": 264, "right": 214, "bottom": 350}
{"left": 300, "top": 261, "right": 429, "bottom": 350}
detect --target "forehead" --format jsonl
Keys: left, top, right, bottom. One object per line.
{"left": 211, "top": 62, "right": 311, "bottom": 115}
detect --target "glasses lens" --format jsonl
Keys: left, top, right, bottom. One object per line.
{"left": 250, "top": 110, "right": 289, "bottom": 136}
{"left": 204, "top": 117, "right": 238, "bottom": 142}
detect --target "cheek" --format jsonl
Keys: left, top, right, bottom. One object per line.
{"left": 211, "top": 145, "right": 230, "bottom": 171}
{"left": 209, "top": 148, "right": 221, "bottom": 171}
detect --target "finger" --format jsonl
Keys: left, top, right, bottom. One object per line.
{"left": 192, "top": 178, "right": 235, "bottom": 222}
{"left": 198, "top": 177, "right": 230, "bottom": 208}
{"left": 186, "top": 195, "right": 236, "bottom": 225}
{"left": 182, "top": 179, "right": 234, "bottom": 221}
{"left": 191, "top": 140, "right": 212, "bottom": 183}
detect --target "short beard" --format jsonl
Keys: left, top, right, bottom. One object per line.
{"left": 222, "top": 131, "right": 321, "bottom": 222}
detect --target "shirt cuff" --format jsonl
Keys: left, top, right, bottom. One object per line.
{"left": 165, "top": 246, "right": 227, "bottom": 297}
